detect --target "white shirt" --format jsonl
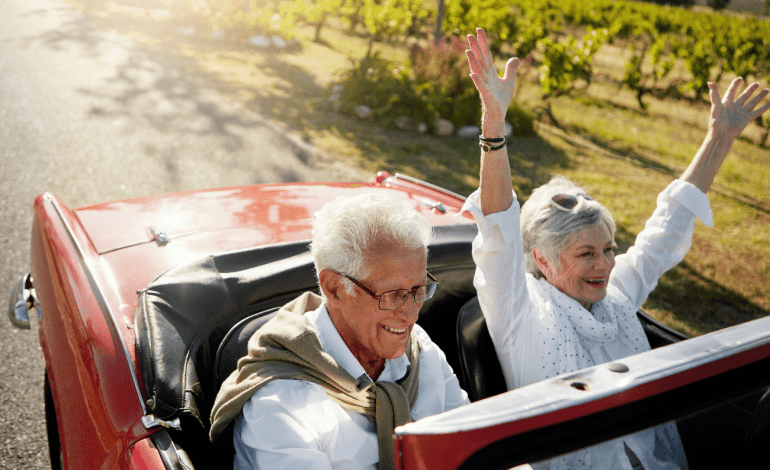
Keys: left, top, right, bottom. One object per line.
{"left": 462, "top": 179, "right": 711, "bottom": 470}
{"left": 233, "top": 303, "right": 469, "bottom": 470}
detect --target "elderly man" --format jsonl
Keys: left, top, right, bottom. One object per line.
{"left": 210, "top": 191, "right": 469, "bottom": 470}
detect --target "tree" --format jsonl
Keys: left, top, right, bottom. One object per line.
{"left": 292, "top": 0, "right": 344, "bottom": 42}
{"left": 707, "top": 0, "right": 731, "bottom": 10}
{"left": 362, "top": 0, "right": 427, "bottom": 57}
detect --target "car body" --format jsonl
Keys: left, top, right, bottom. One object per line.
{"left": 7, "top": 172, "right": 770, "bottom": 470}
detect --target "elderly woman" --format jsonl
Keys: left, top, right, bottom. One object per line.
{"left": 461, "top": 28, "right": 770, "bottom": 469}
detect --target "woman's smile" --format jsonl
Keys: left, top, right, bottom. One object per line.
{"left": 547, "top": 224, "right": 616, "bottom": 310}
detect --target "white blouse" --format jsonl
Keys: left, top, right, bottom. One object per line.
{"left": 233, "top": 304, "right": 469, "bottom": 470}
{"left": 462, "top": 179, "right": 712, "bottom": 470}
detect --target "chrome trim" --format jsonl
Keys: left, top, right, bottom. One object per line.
{"left": 44, "top": 193, "right": 148, "bottom": 417}
{"left": 392, "top": 173, "right": 467, "bottom": 201}
{"left": 418, "top": 198, "right": 447, "bottom": 214}
{"left": 7, "top": 272, "right": 40, "bottom": 329}
{"left": 142, "top": 415, "right": 182, "bottom": 432}
{"left": 150, "top": 227, "right": 170, "bottom": 246}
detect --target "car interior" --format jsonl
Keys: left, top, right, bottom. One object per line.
{"left": 134, "top": 222, "right": 769, "bottom": 469}
{"left": 135, "top": 223, "right": 478, "bottom": 467}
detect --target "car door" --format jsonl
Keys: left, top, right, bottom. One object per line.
{"left": 394, "top": 314, "right": 770, "bottom": 469}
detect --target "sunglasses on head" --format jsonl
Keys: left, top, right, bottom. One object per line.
{"left": 549, "top": 193, "right": 594, "bottom": 211}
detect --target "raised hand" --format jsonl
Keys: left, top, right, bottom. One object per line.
{"left": 466, "top": 28, "right": 520, "bottom": 132}
{"left": 467, "top": 28, "right": 519, "bottom": 214}
{"left": 709, "top": 77, "right": 770, "bottom": 140}
{"left": 681, "top": 77, "right": 770, "bottom": 193}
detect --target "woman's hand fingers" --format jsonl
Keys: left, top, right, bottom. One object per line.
{"left": 752, "top": 97, "right": 770, "bottom": 120}
{"left": 502, "top": 57, "right": 521, "bottom": 82}
{"left": 723, "top": 76, "right": 743, "bottom": 105}
{"left": 709, "top": 78, "right": 770, "bottom": 138}
{"left": 734, "top": 80, "right": 758, "bottom": 106}
{"left": 476, "top": 28, "right": 493, "bottom": 66}
{"left": 466, "top": 35, "right": 491, "bottom": 74}
{"left": 720, "top": 77, "right": 769, "bottom": 114}
{"left": 466, "top": 49, "right": 491, "bottom": 96}
{"left": 465, "top": 49, "right": 482, "bottom": 77}
{"left": 745, "top": 88, "right": 770, "bottom": 118}
{"left": 466, "top": 28, "right": 520, "bottom": 126}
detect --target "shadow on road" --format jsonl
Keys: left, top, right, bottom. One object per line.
{"left": 18, "top": 0, "right": 361, "bottom": 187}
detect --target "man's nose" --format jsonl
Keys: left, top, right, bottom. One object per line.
{"left": 394, "top": 296, "right": 420, "bottom": 322}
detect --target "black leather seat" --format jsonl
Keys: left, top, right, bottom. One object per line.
{"left": 456, "top": 297, "right": 507, "bottom": 402}
{"left": 214, "top": 307, "right": 279, "bottom": 389}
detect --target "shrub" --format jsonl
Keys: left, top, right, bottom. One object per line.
{"left": 336, "top": 35, "right": 535, "bottom": 136}
{"left": 409, "top": 36, "right": 481, "bottom": 127}
{"left": 336, "top": 52, "right": 434, "bottom": 127}
{"left": 442, "top": 0, "right": 517, "bottom": 49}
{"left": 537, "top": 28, "right": 608, "bottom": 98}
{"left": 507, "top": 103, "right": 536, "bottom": 137}
{"left": 679, "top": 36, "right": 716, "bottom": 99}
{"left": 174, "top": 0, "right": 296, "bottom": 40}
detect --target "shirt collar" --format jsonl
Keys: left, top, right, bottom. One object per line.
{"left": 305, "top": 303, "right": 411, "bottom": 385}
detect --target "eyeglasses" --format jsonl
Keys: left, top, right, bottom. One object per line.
{"left": 549, "top": 193, "right": 594, "bottom": 211}
{"left": 338, "top": 272, "right": 439, "bottom": 310}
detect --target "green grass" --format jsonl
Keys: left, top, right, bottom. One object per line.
{"left": 66, "top": 0, "right": 770, "bottom": 336}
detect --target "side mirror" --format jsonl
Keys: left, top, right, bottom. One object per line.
{"left": 7, "top": 273, "right": 40, "bottom": 329}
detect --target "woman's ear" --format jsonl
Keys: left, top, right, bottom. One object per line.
{"left": 533, "top": 247, "right": 552, "bottom": 279}
{"left": 319, "top": 269, "right": 342, "bottom": 306}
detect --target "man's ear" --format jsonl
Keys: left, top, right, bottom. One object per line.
{"left": 533, "top": 247, "right": 552, "bottom": 279}
{"left": 319, "top": 269, "right": 342, "bottom": 306}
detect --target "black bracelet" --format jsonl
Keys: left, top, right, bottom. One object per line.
{"left": 479, "top": 135, "right": 506, "bottom": 143}
{"left": 479, "top": 140, "right": 507, "bottom": 152}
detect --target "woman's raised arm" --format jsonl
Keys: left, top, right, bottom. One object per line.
{"left": 466, "top": 28, "right": 520, "bottom": 215}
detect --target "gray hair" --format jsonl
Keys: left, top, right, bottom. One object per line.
{"left": 520, "top": 176, "right": 616, "bottom": 279}
{"left": 310, "top": 191, "right": 434, "bottom": 295}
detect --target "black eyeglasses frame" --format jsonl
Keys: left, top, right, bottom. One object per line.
{"left": 337, "top": 271, "right": 439, "bottom": 310}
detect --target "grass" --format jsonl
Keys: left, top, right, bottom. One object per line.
{"left": 64, "top": 0, "right": 769, "bottom": 336}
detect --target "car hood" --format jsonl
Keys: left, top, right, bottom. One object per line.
{"left": 73, "top": 183, "right": 469, "bottom": 254}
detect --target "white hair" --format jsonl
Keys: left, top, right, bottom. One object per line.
{"left": 310, "top": 192, "right": 434, "bottom": 295}
{"left": 520, "top": 176, "right": 616, "bottom": 279}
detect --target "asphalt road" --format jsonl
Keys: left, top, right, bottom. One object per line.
{"left": 0, "top": 0, "right": 364, "bottom": 467}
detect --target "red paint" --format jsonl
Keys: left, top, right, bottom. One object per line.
{"left": 117, "top": 438, "right": 168, "bottom": 470}
{"left": 33, "top": 194, "right": 150, "bottom": 469}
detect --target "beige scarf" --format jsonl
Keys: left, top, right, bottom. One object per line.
{"left": 209, "top": 292, "right": 421, "bottom": 470}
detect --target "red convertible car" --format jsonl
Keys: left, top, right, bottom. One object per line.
{"left": 8, "top": 172, "right": 770, "bottom": 469}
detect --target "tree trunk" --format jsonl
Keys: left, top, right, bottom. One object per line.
{"left": 314, "top": 13, "right": 327, "bottom": 43}
{"left": 434, "top": 0, "right": 445, "bottom": 45}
